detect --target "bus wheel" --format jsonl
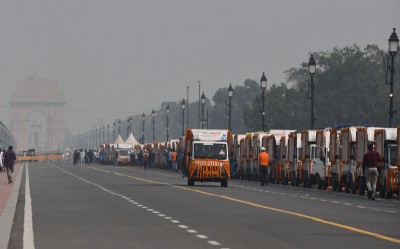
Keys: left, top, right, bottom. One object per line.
{"left": 221, "top": 179, "right": 228, "bottom": 187}
{"left": 188, "top": 178, "right": 194, "bottom": 186}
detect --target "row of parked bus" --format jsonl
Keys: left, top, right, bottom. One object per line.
{"left": 231, "top": 126, "right": 399, "bottom": 199}
{"left": 87, "top": 126, "right": 399, "bottom": 197}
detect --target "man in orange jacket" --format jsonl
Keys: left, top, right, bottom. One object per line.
{"left": 258, "top": 147, "right": 270, "bottom": 186}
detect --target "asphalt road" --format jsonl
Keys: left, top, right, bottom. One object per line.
{"left": 6, "top": 161, "right": 400, "bottom": 249}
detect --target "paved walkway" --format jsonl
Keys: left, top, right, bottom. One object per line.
{"left": 0, "top": 164, "right": 23, "bottom": 249}
{"left": 0, "top": 164, "right": 21, "bottom": 215}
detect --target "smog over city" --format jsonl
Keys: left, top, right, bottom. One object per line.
{"left": 0, "top": 0, "right": 399, "bottom": 148}
{"left": 1, "top": 2, "right": 400, "bottom": 249}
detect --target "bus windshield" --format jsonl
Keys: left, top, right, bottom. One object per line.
{"left": 118, "top": 150, "right": 129, "bottom": 156}
{"left": 193, "top": 142, "right": 228, "bottom": 160}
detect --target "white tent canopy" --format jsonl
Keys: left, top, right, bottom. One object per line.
{"left": 113, "top": 134, "right": 125, "bottom": 144}
{"left": 125, "top": 133, "right": 140, "bottom": 146}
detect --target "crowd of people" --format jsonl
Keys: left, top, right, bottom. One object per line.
{"left": 68, "top": 147, "right": 186, "bottom": 175}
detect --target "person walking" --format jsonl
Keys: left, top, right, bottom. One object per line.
{"left": 138, "top": 150, "right": 143, "bottom": 166}
{"left": 79, "top": 150, "right": 85, "bottom": 166}
{"left": 362, "top": 143, "right": 382, "bottom": 201}
{"left": 171, "top": 149, "right": 178, "bottom": 172}
{"left": 143, "top": 150, "right": 149, "bottom": 170}
{"left": 0, "top": 149, "right": 4, "bottom": 173}
{"left": 177, "top": 149, "right": 185, "bottom": 177}
{"left": 258, "top": 147, "right": 270, "bottom": 186}
{"left": 4, "top": 146, "right": 17, "bottom": 184}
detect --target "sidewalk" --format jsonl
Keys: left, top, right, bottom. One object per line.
{"left": 0, "top": 164, "right": 23, "bottom": 249}
{"left": 0, "top": 164, "right": 21, "bottom": 216}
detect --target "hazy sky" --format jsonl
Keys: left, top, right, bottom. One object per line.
{"left": 0, "top": 0, "right": 399, "bottom": 134}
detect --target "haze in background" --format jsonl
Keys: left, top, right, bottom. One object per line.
{"left": 0, "top": 0, "right": 398, "bottom": 134}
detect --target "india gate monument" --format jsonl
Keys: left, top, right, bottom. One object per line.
{"left": 10, "top": 73, "right": 66, "bottom": 151}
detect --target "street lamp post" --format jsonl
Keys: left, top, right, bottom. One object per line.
{"left": 181, "top": 99, "right": 186, "bottom": 136}
{"left": 187, "top": 86, "right": 189, "bottom": 129}
{"left": 118, "top": 120, "right": 121, "bottom": 136}
{"left": 142, "top": 113, "right": 145, "bottom": 144}
{"left": 95, "top": 128, "right": 98, "bottom": 147}
{"left": 166, "top": 104, "right": 170, "bottom": 142}
{"left": 102, "top": 126, "right": 105, "bottom": 144}
{"left": 107, "top": 124, "right": 110, "bottom": 143}
{"left": 308, "top": 54, "right": 317, "bottom": 129}
{"left": 151, "top": 109, "right": 155, "bottom": 143}
{"left": 127, "top": 118, "right": 131, "bottom": 137}
{"left": 388, "top": 28, "right": 399, "bottom": 127}
{"left": 201, "top": 92, "right": 206, "bottom": 129}
{"left": 260, "top": 73, "right": 267, "bottom": 131}
{"left": 198, "top": 81, "right": 201, "bottom": 128}
{"left": 113, "top": 123, "right": 116, "bottom": 141}
{"left": 227, "top": 83, "right": 234, "bottom": 130}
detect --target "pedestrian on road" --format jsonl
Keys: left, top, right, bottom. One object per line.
{"left": 167, "top": 149, "right": 172, "bottom": 171}
{"left": 4, "top": 146, "right": 17, "bottom": 184}
{"left": 258, "top": 147, "right": 270, "bottom": 186}
{"left": 362, "top": 143, "right": 382, "bottom": 201}
{"left": 177, "top": 149, "right": 185, "bottom": 177}
{"left": 79, "top": 150, "right": 85, "bottom": 166}
{"left": 138, "top": 150, "right": 143, "bottom": 166}
{"left": 0, "top": 149, "right": 4, "bottom": 172}
{"left": 171, "top": 149, "right": 178, "bottom": 172}
{"left": 143, "top": 150, "right": 149, "bottom": 169}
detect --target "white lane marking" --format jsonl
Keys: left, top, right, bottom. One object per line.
{"left": 331, "top": 201, "right": 340, "bottom": 204}
{"left": 290, "top": 195, "right": 297, "bottom": 197}
{"left": 320, "top": 199, "right": 327, "bottom": 202}
{"left": 208, "top": 241, "right": 221, "bottom": 246}
{"left": 147, "top": 209, "right": 154, "bottom": 211}
{"left": 178, "top": 225, "right": 189, "bottom": 229}
{"left": 344, "top": 203, "right": 352, "bottom": 206}
{"left": 356, "top": 206, "right": 366, "bottom": 209}
{"left": 59, "top": 167, "right": 226, "bottom": 248}
{"left": 310, "top": 198, "right": 317, "bottom": 200}
{"left": 24, "top": 164, "right": 35, "bottom": 249}
{"left": 386, "top": 210, "right": 396, "bottom": 213}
